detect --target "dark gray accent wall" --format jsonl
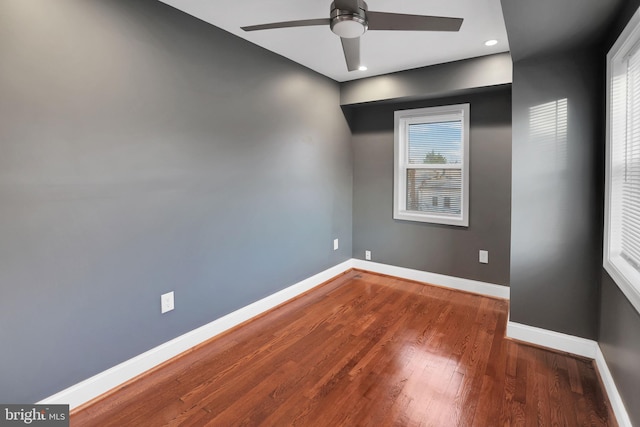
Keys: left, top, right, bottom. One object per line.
{"left": 349, "top": 88, "right": 511, "bottom": 286}
{"left": 598, "top": 2, "right": 640, "bottom": 425}
{"left": 0, "top": 0, "right": 352, "bottom": 403}
{"left": 510, "top": 50, "right": 602, "bottom": 339}
{"left": 340, "top": 53, "right": 512, "bottom": 106}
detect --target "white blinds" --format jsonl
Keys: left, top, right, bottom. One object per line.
{"left": 406, "top": 121, "right": 463, "bottom": 216}
{"left": 408, "top": 121, "right": 463, "bottom": 165}
{"left": 621, "top": 46, "right": 640, "bottom": 271}
{"left": 605, "top": 6, "right": 640, "bottom": 314}
{"left": 394, "top": 103, "right": 469, "bottom": 227}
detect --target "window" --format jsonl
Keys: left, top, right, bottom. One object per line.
{"left": 605, "top": 6, "right": 640, "bottom": 314}
{"left": 394, "top": 104, "right": 470, "bottom": 226}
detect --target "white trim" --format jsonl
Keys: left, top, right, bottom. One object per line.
{"left": 604, "top": 256, "right": 640, "bottom": 315}
{"left": 38, "top": 258, "right": 633, "bottom": 426}
{"left": 506, "top": 322, "right": 632, "bottom": 426}
{"left": 595, "top": 346, "right": 633, "bottom": 427}
{"left": 39, "top": 259, "right": 508, "bottom": 409}
{"left": 604, "top": 4, "right": 640, "bottom": 316}
{"left": 506, "top": 321, "right": 598, "bottom": 359}
{"left": 351, "top": 259, "right": 509, "bottom": 299}
{"left": 38, "top": 260, "right": 354, "bottom": 409}
{"left": 393, "top": 103, "right": 470, "bottom": 227}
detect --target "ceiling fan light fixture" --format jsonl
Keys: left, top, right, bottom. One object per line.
{"left": 331, "top": 15, "right": 368, "bottom": 38}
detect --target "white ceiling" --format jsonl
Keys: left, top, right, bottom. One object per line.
{"left": 158, "top": 0, "right": 510, "bottom": 82}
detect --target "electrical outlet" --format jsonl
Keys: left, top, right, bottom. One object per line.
{"left": 333, "top": 238, "right": 339, "bottom": 251}
{"left": 365, "top": 250, "right": 371, "bottom": 261}
{"left": 161, "top": 291, "right": 174, "bottom": 314}
{"left": 479, "top": 250, "right": 489, "bottom": 264}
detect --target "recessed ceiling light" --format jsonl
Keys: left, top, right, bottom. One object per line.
{"left": 358, "top": 65, "right": 368, "bottom": 71}
{"left": 484, "top": 39, "right": 498, "bottom": 47}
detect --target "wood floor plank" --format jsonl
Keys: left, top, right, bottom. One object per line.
{"left": 71, "top": 270, "right": 617, "bottom": 426}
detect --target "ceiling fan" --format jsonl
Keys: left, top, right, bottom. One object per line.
{"left": 241, "top": 0, "right": 463, "bottom": 72}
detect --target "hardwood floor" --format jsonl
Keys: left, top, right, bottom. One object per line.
{"left": 71, "top": 270, "right": 616, "bottom": 426}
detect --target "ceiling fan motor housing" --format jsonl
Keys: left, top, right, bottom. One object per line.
{"left": 330, "top": 0, "right": 368, "bottom": 38}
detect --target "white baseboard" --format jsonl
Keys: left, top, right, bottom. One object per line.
{"left": 351, "top": 259, "right": 510, "bottom": 299}
{"left": 50, "top": 258, "right": 629, "bottom": 427}
{"left": 595, "top": 347, "right": 633, "bottom": 427}
{"left": 45, "top": 257, "right": 633, "bottom": 424}
{"left": 39, "top": 258, "right": 631, "bottom": 425}
{"left": 507, "top": 322, "right": 634, "bottom": 425}
{"left": 506, "top": 321, "right": 598, "bottom": 358}
{"left": 38, "top": 259, "right": 508, "bottom": 409}
{"left": 39, "top": 260, "right": 354, "bottom": 409}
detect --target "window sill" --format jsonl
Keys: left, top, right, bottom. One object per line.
{"left": 604, "top": 255, "right": 640, "bottom": 315}
{"left": 393, "top": 210, "right": 468, "bottom": 227}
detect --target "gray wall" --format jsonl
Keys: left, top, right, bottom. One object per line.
{"left": 510, "top": 49, "right": 602, "bottom": 339}
{"left": 503, "top": 0, "right": 640, "bottom": 422}
{"left": 0, "top": 0, "right": 352, "bottom": 403}
{"left": 598, "top": 1, "right": 640, "bottom": 425}
{"left": 349, "top": 88, "right": 512, "bottom": 286}
{"left": 599, "top": 275, "right": 640, "bottom": 425}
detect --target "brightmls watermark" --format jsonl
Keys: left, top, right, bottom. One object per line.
{"left": 0, "top": 405, "right": 68, "bottom": 426}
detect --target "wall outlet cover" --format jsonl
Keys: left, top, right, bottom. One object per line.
{"left": 333, "top": 239, "right": 339, "bottom": 251}
{"left": 479, "top": 250, "right": 489, "bottom": 264}
{"left": 161, "top": 291, "right": 175, "bottom": 314}
{"left": 365, "top": 250, "right": 371, "bottom": 261}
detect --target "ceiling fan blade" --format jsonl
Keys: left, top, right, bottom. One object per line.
{"left": 341, "top": 37, "right": 360, "bottom": 72}
{"left": 242, "top": 18, "right": 330, "bottom": 32}
{"left": 367, "top": 12, "right": 463, "bottom": 32}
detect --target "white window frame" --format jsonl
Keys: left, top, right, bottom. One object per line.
{"left": 605, "top": 6, "right": 640, "bottom": 315}
{"left": 393, "top": 104, "right": 470, "bottom": 226}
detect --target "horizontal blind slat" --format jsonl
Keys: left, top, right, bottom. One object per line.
{"left": 408, "top": 121, "right": 463, "bottom": 165}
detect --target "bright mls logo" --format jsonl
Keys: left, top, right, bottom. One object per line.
{"left": 0, "top": 405, "right": 68, "bottom": 426}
